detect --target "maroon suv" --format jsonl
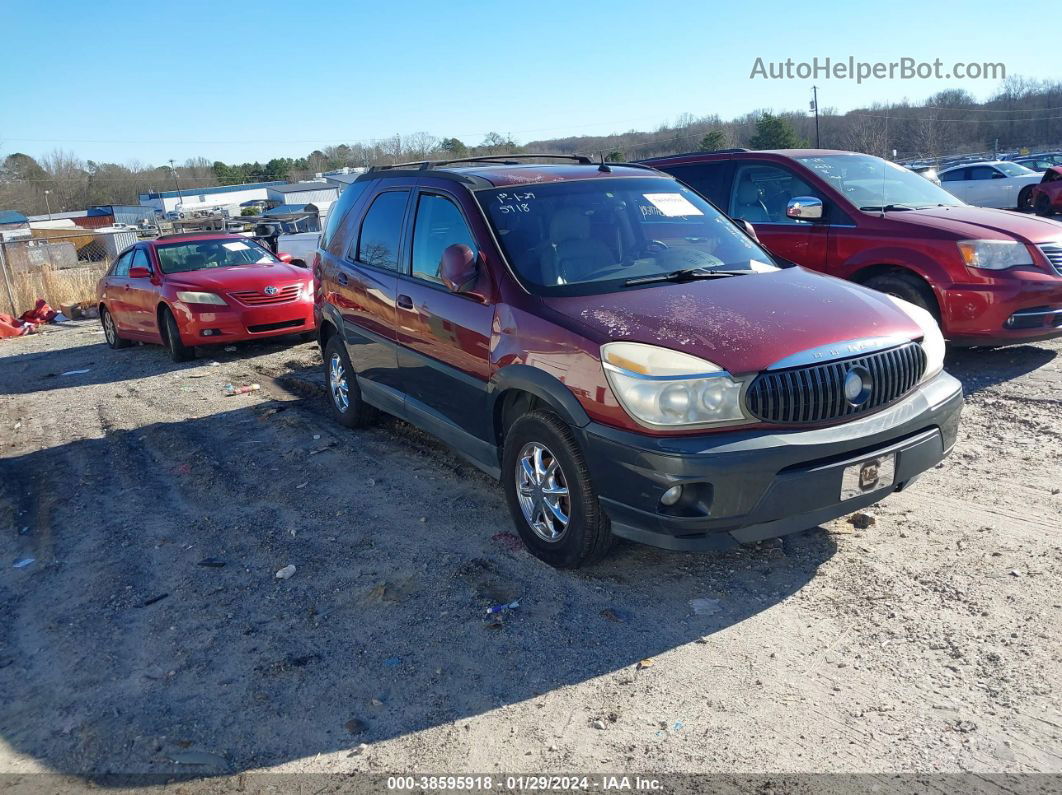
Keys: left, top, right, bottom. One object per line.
{"left": 644, "top": 149, "right": 1062, "bottom": 346}
{"left": 314, "top": 155, "right": 962, "bottom": 567}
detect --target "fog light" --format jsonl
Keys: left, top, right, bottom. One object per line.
{"left": 201, "top": 329, "right": 220, "bottom": 337}
{"left": 660, "top": 485, "right": 683, "bottom": 506}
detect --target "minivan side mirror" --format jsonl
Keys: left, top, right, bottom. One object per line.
{"left": 786, "top": 196, "right": 824, "bottom": 220}
{"left": 128, "top": 266, "right": 151, "bottom": 279}
{"left": 440, "top": 244, "right": 479, "bottom": 293}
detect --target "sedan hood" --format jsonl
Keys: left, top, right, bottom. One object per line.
{"left": 899, "top": 205, "right": 1062, "bottom": 243}
{"left": 541, "top": 267, "right": 923, "bottom": 375}
{"left": 166, "top": 261, "right": 310, "bottom": 293}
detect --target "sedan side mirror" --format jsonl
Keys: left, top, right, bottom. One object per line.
{"left": 440, "top": 244, "right": 479, "bottom": 293}
{"left": 128, "top": 266, "right": 151, "bottom": 279}
{"left": 786, "top": 196, "right": 824, "bottom": 220}
{"left": 278, "top": 252, "right": 294, "bottom": 263}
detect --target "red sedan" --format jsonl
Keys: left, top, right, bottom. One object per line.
{"left": 1031, "top": 166, "right": 1062, "bottom": 217}
{"left": 97, "top": 233, "right": 315, "bottom": 362}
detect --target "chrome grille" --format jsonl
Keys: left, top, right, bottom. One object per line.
{"left": 1038, "top": 243, "right": 1062, "bottom": 276}
{"left": 229, "top": 285, "right": 301, "bottom": 305}
{"left": 746, "top": 342, "right": 926, "bottom": 424}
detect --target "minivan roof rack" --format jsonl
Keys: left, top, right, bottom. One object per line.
{"left": 368, "top": 153, "right": 595, "bottom": 173}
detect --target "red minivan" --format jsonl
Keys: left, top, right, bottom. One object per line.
{"left": 315, "top": 155, "right": 962, "bottom": 567}
{"left": 645, "top": 149, "right": 1062, "bottom": 346}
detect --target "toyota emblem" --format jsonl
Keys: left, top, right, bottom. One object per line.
{"left": 263, "top": 286, "right": 279, "bottom": 296}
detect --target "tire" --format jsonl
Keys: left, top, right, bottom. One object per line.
{"left": 862, "top": 271, "right": 941, "bottom": 324}
{"left": 100, "top": 307, "right": 131, "bottom": 349}
{"left": 1035, "top": 194, "right": 1053, "bottom": 217}
{"left": 161, "top": 307, "right": 195, "bottom": 363}
{"left": 324, "top": 334, "right": 374, "bottom": 428}
{"left": 298, "top": 331, "right": 317, "bottom": 343}
{"left": 1017, "top": 186, "right": 1034, "bottom": 213}
{"left": 502, "top": 410, "right": 614, "bottom": 568}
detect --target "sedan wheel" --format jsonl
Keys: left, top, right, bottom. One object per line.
{"left": 515, "top": 441, "right": 571, "bottom": 542}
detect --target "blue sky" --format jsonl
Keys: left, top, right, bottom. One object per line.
{"left": 1, "top": 0, "right": 1057, "bottom": 166}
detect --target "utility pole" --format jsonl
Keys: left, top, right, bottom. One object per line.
{"left": 168, "top": 158, "right": 185, "bottom": 209}
{"left": 810, "top": 86, "right": 820, "bottom": 148}
{"left": 43, "top": 189, "right": 52, "bottom": 221}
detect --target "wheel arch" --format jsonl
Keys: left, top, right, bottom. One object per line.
{"left": 850, "top": 263, "right": 943, "bottom": 317}
{"left": 488, "top": 365, "right": 592, "bottom": 451}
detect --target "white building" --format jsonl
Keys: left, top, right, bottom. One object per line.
{"left": 138, "top": 181, "right": 286, "bottom": 217}
{"left": 266, "top": 181, "right": 339, "bottom": 221}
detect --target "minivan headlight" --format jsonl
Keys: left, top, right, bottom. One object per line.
{"left": 176, "top": 291, "right": 227, "bottom": 305}
{"left": 601, "top": 342, "right": 746, "bottom": 428}
{"left": 957, "top": 239, "right": 1032, "bottom": 270}
{"left": 886, "top": 295, "right": 945, "bottom": 381}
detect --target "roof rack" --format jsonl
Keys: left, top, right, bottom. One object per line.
{"left": 639, "top": 148, "right": 750, "bottom": 162}
{"left": 368, "top": 153, "right": 595, "bottom": 172}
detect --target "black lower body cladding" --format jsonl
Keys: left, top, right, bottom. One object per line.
{"left": 578, "top": 373, "right": 963, "bottom": 551}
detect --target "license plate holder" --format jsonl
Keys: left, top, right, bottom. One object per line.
{"left": 840, "top": 453, "right": 896, "bottom": 500}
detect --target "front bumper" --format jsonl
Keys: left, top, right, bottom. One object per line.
{"left": 578, "top": 372, "right": 963, "bottom": 552}
{"left": 940, "top": 269, "right": 1062, "bottom": 345}
{"left": 173, "top": 298, "right": 316, "bottom": 344}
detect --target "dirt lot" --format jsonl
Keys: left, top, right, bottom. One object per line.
{"left": 1, "top": 321, "right": 1060, "bottom": 781}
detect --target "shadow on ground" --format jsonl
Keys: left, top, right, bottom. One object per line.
{"left": 944, "top": 343, "right": 1057, "bottom": 395}
{"left": 0, "top": 396, "right": 836, "bottom": 780}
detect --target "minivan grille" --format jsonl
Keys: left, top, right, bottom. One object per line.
{"left": 229, "top": 285, "right": 301, "bottom": 305}
{"left": 745, "top": 342, "right": 926, "bottom": 424}
{"left": 1038, "top": 243, "right": 1062, "bottom": 276}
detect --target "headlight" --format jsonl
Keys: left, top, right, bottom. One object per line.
{"left": 957, "top": 239, "right": 1032, "bottom": 270}
{"left": 886, "top": 295, "right": 945, "bottom": 381}
{"left": 601, "top": 342, "right": 746, "bottom": 428}
{"left": 175, "top": 291, "right": 227, "bottom": 305}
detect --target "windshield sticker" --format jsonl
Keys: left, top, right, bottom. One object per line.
{"left": 643, "top": 193, "right": 703, "bottom": 217}
{"left": 494, "top": 190, "right": 536, "bottom": 214}
{"left": 222, "top": 241, "right": 251, "bottom": 251}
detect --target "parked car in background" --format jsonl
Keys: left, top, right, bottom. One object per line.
{"left": 643, "top": 149, "right": 1062, "bottom": 346}
{"left": 314, "top": 154, "right": 962, "bottom": 567}
{"left": 937, "top": 160, "right": 1042, "bottom": 210}
{"left": 1010, "top": 153, "right": 1062, "bottom": 173}
{"left": 98, "top": 232, "right": 315, "bottom": 362}
{"left": 1030, "top": 166, "right": 1062, "bottom": 217}
{"left": 278, "top": 229, "right": 321, "bottom": 268}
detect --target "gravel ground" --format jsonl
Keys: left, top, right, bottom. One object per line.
{"left": 1, "top": 321, "right": 1060, "bottom": 781}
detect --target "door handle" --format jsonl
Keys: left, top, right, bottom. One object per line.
{"left": 397, "top": 294, "right": 413, "bottom": 310}
{"left": 337, "top": 271, "right": 349, "bottom": 286}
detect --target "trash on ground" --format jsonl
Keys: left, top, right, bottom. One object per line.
{"left": 345, "top": 718, "right": 368, "bottom": 735}
{"left": 848, "top": 512, "right": 876, "bottom": 529}
{"left": 12, "top": 557, "right": 35, "bottom": 569}
{"left": 224, "top": 383, "right": 260, "bottom": 396}
{"left": 600, "top": 608, "right": 624, "bottom": 622}
{"left": 637, "top": 658, "right": 654, "bottom": 670}
{"left": 351, "top": 742, "right": 369, "bottom": 756}
{"left": 486, "top": 600, "right": 520, "bottom": 615}
{"left": 275, "top": 564, "right": 296, "bottom": 579}
{"left": 308, "top": 442, "right": 336, "bottom": 456}
{"left": 169, "top": 750, "right": 228, "bottom": 767}
{"left": 690, "top": 597, "right": 722, "bottom": 616}
{"left": 61, "top": 369, "right": 91, "bottom": 376}
{"left": 198, "top": 557, "right": 226, "bottom": 568}
{"left": 20, "top": 299, "right": 58, "bottom": 325}
{"left": 224, "top": 346, "right": 237, "bottom": 352}
{"left": 142, "top": 593, "right": 169, "bottom": 606}
{"left": 592, "top": 719, "right": 607, "bottom": 730}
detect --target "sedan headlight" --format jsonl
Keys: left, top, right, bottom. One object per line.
{"left": 957, "top": 239, "right": 1032, "bottom": 270}
{"left": 601, "top": 342, "right": 746, "bottom": 428}
{"left": 886, "top": 295, "right": 945, "bottom": 381}
{"left": 175, "top": 291, "right": 227, "bottom": 306}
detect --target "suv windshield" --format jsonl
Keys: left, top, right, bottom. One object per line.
{"left": 156, "top": 238, "right": 277, "bottom": 274}
{"left": 475, "top": 177, "right": 777, "bottom": 296}
{"left": 796, "top": 154, "right": 965, "bottom": 210}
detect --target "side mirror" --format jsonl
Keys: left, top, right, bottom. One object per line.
{"left": 786, "top": 196, "right": 824, "bottom": 220}
{"left": 439, "top": 244, "right": 479, "bottom": 293}
{"left": 278, "top": 252, "right": 293, "bottom": 263}
{"left": 736, "top": 219, "right": 760, "bottom": 242}
{"left": 128, "top": 266, "right": 151, "bottom": 279}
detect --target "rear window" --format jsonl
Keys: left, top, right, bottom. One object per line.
{"left": 355, "top": 191, "right": 410, "bottom": 271}
{"left": 155, "top": 239, "right": 276, "bottom": 274}
{"left": 321, "top": 181, "right": 369, "bottom": 251}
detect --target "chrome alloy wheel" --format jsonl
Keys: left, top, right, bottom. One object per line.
{"left": 103, "top": 311, "right": 116, "bottom": 345}
{"left": 329, "top": 352, "right": 349, "bottom": 413}
{"left": 515, "top": 441, "right": 571, "bottom": 542}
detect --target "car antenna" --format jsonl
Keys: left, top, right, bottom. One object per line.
{"left": 598, "top": 152, "right": 611, "bottom": 173}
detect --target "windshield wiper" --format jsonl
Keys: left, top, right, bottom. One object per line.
{"left": 624, "top": 268, "right": 747, "bottom": 287}
{"left": 859, "top": 203, "right": 915, "bottom": 212}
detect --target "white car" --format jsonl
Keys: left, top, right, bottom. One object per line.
{"left": 938, "top": 160, "right": 1042, "bottom": 210}
{"left": 277, "top": 230, "right": 321, "bottom": 268}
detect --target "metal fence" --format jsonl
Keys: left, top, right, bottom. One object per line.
{"left": 0, "top": 228, "right": 138, "bottom": 317}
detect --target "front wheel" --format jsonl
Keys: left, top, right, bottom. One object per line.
{"left": 324, "top": 335, "right": 374, "bottom": 428}
{"left": 502, "top": 410, "right": 614, "bottom": 568}
{"left": 863, "top": 271, "right": 941, "bottom": 325}
{"left": 161, "top": 307, "right": 195, "bottom": 363}
{"left": 101, "top": 307, "right": 131, "bottom": 349}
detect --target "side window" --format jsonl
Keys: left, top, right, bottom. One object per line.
{"left": 322, "top": 180, "right": 369, "bottom": 252}
{"left": 968, "top": 166, "right": 997, "bottom": 181}
{"left": 410, "top": 194, "right": 477, "bottom": 283}
{"left": 112, "top": 251, "right": 132, "bottom": 277}
{"left": 661, "top": 162, "right": 729, "bottom": 205}
{"left": 130, "top": 247, "right": 151, "bottom": 272}
{"left": 730, "top": 164, "right": 822, "bottom": 224}
{"left": 940, "top": 168, "right": 967, "bottom": 182}
{"left": 354, "top": 191, "right": 409, "bottom": 271}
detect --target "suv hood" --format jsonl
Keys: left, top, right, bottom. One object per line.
{"left": 165, "top": 261, "right": 310, "bottom": 292}
{"left": 898, "top": 205, "right": 1062, "bottom": 243}
{"left": 541, "top": 267, "right": 923, "bottom": 375}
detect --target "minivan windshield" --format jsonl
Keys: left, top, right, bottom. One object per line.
{"left": 796, "top": 154, "right": 965, "bottom": 210}
{"left": 156, "top": 238, "right": 277, "bottom": 274}
{"left": 475, "top": 177, "right": 778, "bottom": 296}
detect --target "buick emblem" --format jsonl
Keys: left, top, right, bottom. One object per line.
{"left": 263, "top": 286, "right": 279, "bottom": 296}
{"left": 844, "top": 366, "right": 873, "bottom": 406}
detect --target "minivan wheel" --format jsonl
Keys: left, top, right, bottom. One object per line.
{"left": 1035, "top": 194, "right": 1053, "bottom": 217}
{"left": 502, "top": 410, "right": 613, "bottom": 568}
{"left": 324, "top": 335, "right": 374, "bottom": 428}
{"left": 162, "top": 308, "right": 195, "bottom": 363}
{"left": 862, "top": 272, "right": 941, "bottom": 324}
{"left": 101, "top": 307, "right": 130, "bottom": 349}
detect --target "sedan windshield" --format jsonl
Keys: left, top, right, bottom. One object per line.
{"left": 475, "top": 177, "right": 777, "bottom": 296}
{"left": 796, "top": 154, "right": 965, "bottom": 210}
{"left": 156, "top": 239, "right": 276, "bottom": 274}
